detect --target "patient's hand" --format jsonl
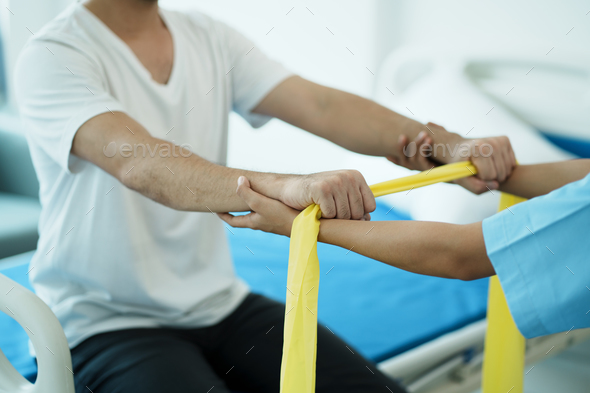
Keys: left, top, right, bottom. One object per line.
{"left": 219, "top": 177, "right": 300, "bottom": 237}
{"left": 221, "top": 176, "right": 372, "bottom": 236}
{"left": 393, "top": 123, "right": 517, "bottom": 195}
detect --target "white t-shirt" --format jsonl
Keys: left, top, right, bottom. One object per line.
{"left": 15, "top": 3, "right": 293, "bottom": 348}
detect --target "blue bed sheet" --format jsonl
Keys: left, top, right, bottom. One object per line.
{"left": 228, "top": 202, "right": 489, "bottom": 362}
{"left": 0, "top": 202, "right": 489, "bottom": 379}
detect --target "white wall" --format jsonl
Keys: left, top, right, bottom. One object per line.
{"left": 161, "top": 0, "right": 385, "bottom": 175}
{"left": 394, "top": 0, "right": 590, "bottom": 56}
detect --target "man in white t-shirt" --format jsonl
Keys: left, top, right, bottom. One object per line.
{"left": 15, "top": 1, "right": 516, "bottom": 392}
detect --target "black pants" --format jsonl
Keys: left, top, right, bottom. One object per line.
{"left": 72, "top": 293, "right": 406, "bottom": 393}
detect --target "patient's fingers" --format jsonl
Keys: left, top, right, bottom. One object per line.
{"left": 492, "top": 154, "right": 506, "bottom": 183}
{"left": 471, "top": 136, "right": 516, "bottom": 183}
{"left": 218, "top": 212, "right": 256, "bottom": 229}
{"left": 454, "top": 176, "right": 499, "bottom": 195}
{"left": 386, "top": 155, "right": 400, "bottom": 165}
{"left": 334, "top": 190, "right": 352, "bottom": 220}
{"left": 347, "top": 186, "right": 365, "bottom": 220}
{"left": 407, "top": 132, "right": 426, "bottom": 169}
{"left": 395, "top": 134, "right": 410, "bottom": 168}
{"left": 391, "top": 132, "right": 434, "bottom": 171}
{"left": 501, "top": 140, "right": 515, "bottom": 178}
{"left": 415, "top": 135, "right": 434, "bottom": 171}
{"left": 510, "top": 145, "right": 517, "bottom": 168}
{"left": 473, "top": 154, "right": 497, "bottom": 181}
{"left": 359, "top": 182, "right": 376, "bottom": 215}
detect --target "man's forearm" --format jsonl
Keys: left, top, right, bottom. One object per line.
{"left": 499, "top": 159, "right": 590, "bottom": 199}
{"left": 74, "top": 112, "right": 376, "bottom": 218}
{"left": 316, "top": 87, "right": 462, "bottom": 161}
{"left": 125, "top": 142, "right": 292, "bottom": 212}
{"left": 74, "top": 112, "right": 295, "bottom": 213}
{"left": 254, "top": 76, "right": 462, "bottom": 163}
{"left": 317, "top": 219, "right": 494, "bottom": 280}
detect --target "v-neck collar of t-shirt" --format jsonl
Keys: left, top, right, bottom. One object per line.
{"left": 78, "top": 3, "right": 180, "bottom": 90}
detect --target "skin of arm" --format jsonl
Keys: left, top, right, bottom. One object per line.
{"left": 317, "top": 219, "right": 492, "bottom": 281}
{"left": 220, "top": 159, "right": 590, "bottom": 280}
{"left": 254, "top": 76, "right": 517, "bottom": 194}
{"left": 320, "top": 159, "right": 590, "bottom": 277}
{"left": 72, "top": 112, "right": 376, "bottom": 218}
{"left": 498, "top": 159, "right": 590, "bottom": 199}
{"left": 71, "top": 75, "right": 515, "bottom": 218}
{"left": 220, "top": 177, "right": 492, "bottom": 280}
{"left": 75, "top": 1, "right": 515, "bottom": 214}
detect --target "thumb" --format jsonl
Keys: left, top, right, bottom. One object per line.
{"left": 236, "top": 176, "right": 252, "bottom": 200}
{"left": 236, "top": 176, "right": 267, "bottom": 209}
{"left": 236, "top": 175, "right": 251, "bottom": 191}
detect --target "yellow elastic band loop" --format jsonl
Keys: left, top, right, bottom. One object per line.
{"left": 280, "top": 161, "right": 525, "bottom": 393}
{"left": 370, "top": 161, "right": 477, "bottom": 197}
{"left": 280, "top": 204, "right": 321, "bottom": 393}
{"left": 482, "top": 193, "right": 527, "bottom": 393}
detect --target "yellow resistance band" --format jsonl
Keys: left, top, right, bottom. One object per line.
{"left": 280, "top": 161, "right": 526, "bottom": 393}
{"left": 482, "top": 193, "right": 527, "bottom": 393}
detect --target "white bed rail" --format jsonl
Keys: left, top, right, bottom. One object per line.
{"left": 378, "top": 320, "right": 486, "bottom": 385}
{"left": 0, "top": 273, "right": 74, "bottom": 393}
{"left": 378, "top": 318, "right": 590, "bottom": 393}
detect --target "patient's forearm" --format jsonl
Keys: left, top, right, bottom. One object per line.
{"left": 499, "top": 159, "right": 590, "bottom": 199}
{"left": 127, "top": 145, "right": 292, "bottom": 212}
{"left": 73, "top": 112, "right": 294, "bottom": 213}
{"left": 254, "top": 76, "right": 462, "bottom": 163}
{"left": 309, "top": 87, "right": 464, "bottom": 163}
{"left": 318, "top": 220, "right": 494, "bottom": 281}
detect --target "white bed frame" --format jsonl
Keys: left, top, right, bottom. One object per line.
{"left": 0, "top": 257, "right": 74, "bottom": 393}
{"left": 378, "top": 319, "right": 590, "bottom": 392}
{"left": 2, "top": 253, "right": 589, "bottom": 393}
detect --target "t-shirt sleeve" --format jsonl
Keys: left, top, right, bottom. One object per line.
{"left": 14, "top": 38, "right": 126, "bottom": 173}
{"left": 482, "top": 172, "right": 590, "bottom": 338}
{"left": 214, "top": 21, "right": 294, "bottom": 128}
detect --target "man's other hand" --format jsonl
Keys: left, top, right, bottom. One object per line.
{"left": 393, "top": 122, "right": 517, "bottom": 195}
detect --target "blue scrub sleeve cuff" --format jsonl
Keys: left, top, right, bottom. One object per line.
{"left": 482, "top": 212, "right": 551, "bottom": 338}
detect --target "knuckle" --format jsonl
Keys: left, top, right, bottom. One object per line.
{"left": 349, "top": 170, "right": 362, "bottom": 181}
{"left": 331, "top": 176, "right": 344, "bottom": 187}
{"left": 316, "top": 182, "right": 331, "bottom": 195}
{"left": 342, "top": 171, "right": 354, "bottom": 183}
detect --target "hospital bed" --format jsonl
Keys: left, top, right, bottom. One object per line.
{"left": 2, "top": 48, "right": 590, "bottom": 393}
{"left": 2, "top": 199, "right": 590, "bottom": 392}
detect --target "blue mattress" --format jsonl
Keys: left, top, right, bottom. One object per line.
{"left": 0, "top": 202, "right": 489, "bottom": 379}
{"left": 540, "top": 131, "right": 590, "bottom": 159}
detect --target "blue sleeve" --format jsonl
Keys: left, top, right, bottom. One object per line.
{"left": 482, "top": 172, "right": 590, "bottom": 338}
